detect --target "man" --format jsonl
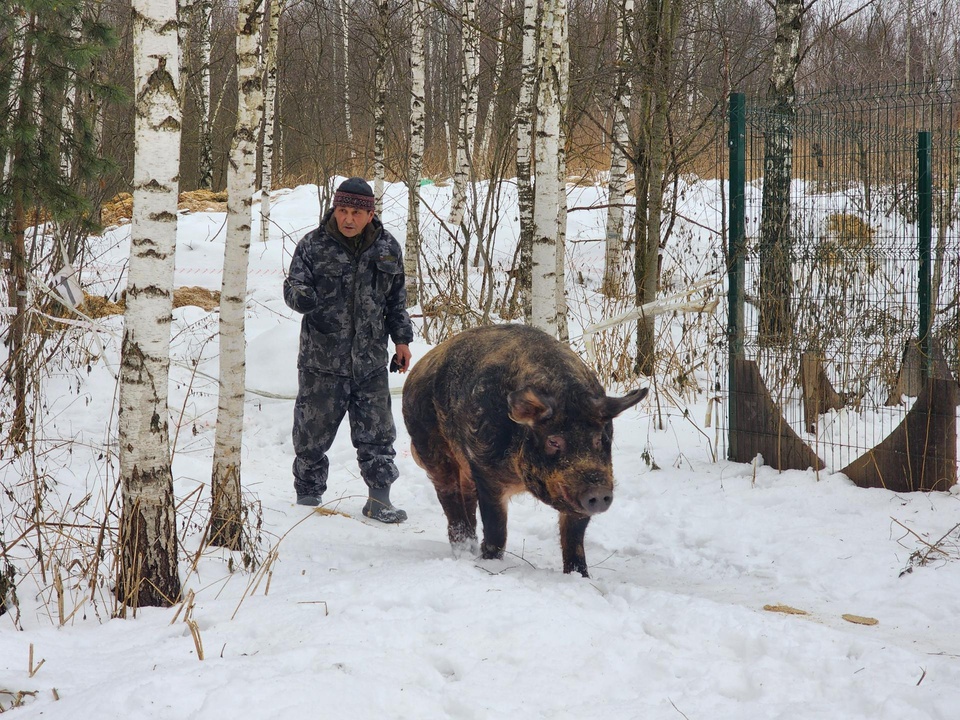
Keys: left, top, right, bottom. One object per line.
{"left": 283, "top": 177, "right": 414, "bottom": 523}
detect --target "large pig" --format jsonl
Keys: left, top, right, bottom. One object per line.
{"left": 402, "top": 324, "right": 647, "bottom": 577}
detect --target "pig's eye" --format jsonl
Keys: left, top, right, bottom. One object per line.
{"left": 545, "top": 435, "right": 566, "bottom": 456}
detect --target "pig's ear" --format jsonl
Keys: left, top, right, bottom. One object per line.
{"left": 598, "top": 387, "right": 648, "bottom": 419}
{"left": 507, "top": 387, "right": 554, "bottom": 426}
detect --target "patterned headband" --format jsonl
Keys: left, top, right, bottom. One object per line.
{"left": 333, "top": 191, "right": 375, "bottom": 211}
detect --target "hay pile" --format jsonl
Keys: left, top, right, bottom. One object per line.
{"left": 100, "top": 190, "right": 229, "bottom": 227}
{"left": 74, "top": 287, "right": 220, "bottom": 318}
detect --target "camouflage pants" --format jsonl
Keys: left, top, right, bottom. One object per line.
{"left": 292, "top": 368, "right": 399, "bottom": 498}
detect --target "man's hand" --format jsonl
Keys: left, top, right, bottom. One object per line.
{"left": 392, "top": 344, "right": 412, "bottom": 373}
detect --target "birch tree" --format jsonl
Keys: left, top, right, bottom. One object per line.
{"left": 515, "top": 0, "right": 539, "bottom": 323}
{"left": 208, "top": 0, "right": 265, "bottom": 550}
{"left": 373, "top": 0, "right": 388, "bottom": 211}
{"left": 195, "top": 0, "right": 214, "bottom": 189}
{"left": 530, "top": 0, "right": 564, "bottom": 334}
{"left": 603, "top": 0, "right": 633, "bottom": 297}
{"left": 338, "top": 0, "right": 354, "bottom": 149}
{"left": 405, "top": 0, "right": 426, "bottom": 307}
{"left": 259, "top": 0, "right": 283, "bottom": 244}
{"left": 554, "top": 0, "right": 570, "bottom": 340}
{"left": 758, "top": 0, "right": 803, "bottom": 345}
{"left": 118, "top": 0, "right": 182, "bottom": 608}
{"left": 447, "top": 0, "right": 480, "bottom": 226}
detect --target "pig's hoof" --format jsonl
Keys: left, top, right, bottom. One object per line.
{"left": 450, "top": 537, "right": 479, "bottom": 558}
{"left": 480, "top": 542, "right": 505, "bottom": 560}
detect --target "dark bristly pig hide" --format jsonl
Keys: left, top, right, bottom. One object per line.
{"left": 402, "top": 324, "right": 647, "bottom": 577}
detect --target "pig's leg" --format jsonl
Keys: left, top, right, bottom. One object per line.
{"left": 559, "top": 513, "right": 591, "bottom": 577}
{"left": 433, "top": 460, "right": 479, "bottom": 556}
{"left": 475, "top": 481, "right": 508, "bottom": 560}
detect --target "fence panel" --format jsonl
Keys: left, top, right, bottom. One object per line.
{"left": 725, "top": 81, "right": 959, "bottom": 489}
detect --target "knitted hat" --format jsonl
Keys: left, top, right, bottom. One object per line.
{"left": 333, "top": 177, "right": 375, "bottom": 211}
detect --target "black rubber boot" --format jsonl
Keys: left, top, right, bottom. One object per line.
{"left": 297, "top": 494, "right": 321, "bottom": 507}
{"left": 362, "top": 485, "right": 407, "bottom": 524}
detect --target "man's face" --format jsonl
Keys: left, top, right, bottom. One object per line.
{"left": 334, "top": 205, "right": 374, "bottom": 238}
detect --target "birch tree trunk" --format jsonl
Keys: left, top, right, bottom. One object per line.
{"left": 260, "top": 0, "right": 283, "bottom": 244}
{"left": 208, "top": 0, "right": 265, "bottom": 550}
{"left": 338, "top": 0, "right": 354, "bottom": 150}
{"left": 447, "top": 0, "right": 479, "bottom": 226}
{"left": 373, "top": 0, "right": 388, "bottom": 212}
{"left": 758, "top": 0, "right": 801, "bottom": 346}
{"left": 530, "top": 0, "right": 563, "bottom": 334}
{"left": 515, "top": 0, "right": 539, "bottom": 323}
{"left": 405, "top": 0, "right": 426, "bottom": 307}
{"left": 118, "top": 0, "right": 182, "bottom": 609}
{"left": 603, "top": 0, "right": 633, "bottom": 297}
{"left": 554, "top": 0, "right": 569, "bottom": 341}
{"left": 196, "top": 0, "right": 214, "bottom": 190}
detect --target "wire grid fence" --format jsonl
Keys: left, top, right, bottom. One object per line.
{"left": 727, "top": 80, "right": 960, "bottom": 474}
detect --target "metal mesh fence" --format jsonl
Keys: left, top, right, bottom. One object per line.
{"left": 726, "top": 80, "right": 960, "bottom": 480}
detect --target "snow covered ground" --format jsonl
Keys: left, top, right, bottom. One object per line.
{"left": 2, "top": 180, "right": 959, "bottom": 719}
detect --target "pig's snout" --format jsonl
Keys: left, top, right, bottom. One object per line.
{"left": 578, "top": 486, "right": 613, "bottom": 515}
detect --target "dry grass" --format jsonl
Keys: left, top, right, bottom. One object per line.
{"left": 77, "top": 287, "right": 220, "bottom": 318}
{"left": 173, "top": 287, "right": 220, "bottom": 311}
{"left": 100, "top": 190, "right": 229, "bottom": 227}
{"left": 82, "top": 292, "right": 125, "bottom": 317}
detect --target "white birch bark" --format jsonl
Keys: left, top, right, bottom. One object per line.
{"left": 196, "top": 0, "right": 214, "bottom": 189}
{"left": 119, "top": 0, "right": 182, "bottom": 609}
{"left": 447, "top": 0, "right": 479, "bottom": 226}
{"left": 209, "top": 0, "right": 265, "bottom": 550}
{"left": 405, "top": 0, "right": 426, "bottom": 307}
{"left": 531, "top": 0, "right": 562, "bottom": 334}
{"left": 515, "top": 0, "right": 539, "bottom": 322}
{"left": 338, "top": 0, "right": 354, "bottom": 149}
{"left": 373, "top": 0, "right": 388, "bottom": 213}
{"left": 554, "top": 0, "right": 569, "bottom": 340}
{"left": 603, "top": 0, "right": 633, "bottom": 297}
{"left": 259, "top": 0, "right": 283, "bottom": 244}
{"left": 757, "top": 0, "right": 801, "bottom": 345}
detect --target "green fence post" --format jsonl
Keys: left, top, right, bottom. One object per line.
{"left": 728, "top": 92, "right": 746, "bottom": 461}
{"left": 917, "top": 131, "right": 932, "bottom": 379}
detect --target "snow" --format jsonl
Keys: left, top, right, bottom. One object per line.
{"left": 2, "top": 179, "right": 960, "bottom": 719}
